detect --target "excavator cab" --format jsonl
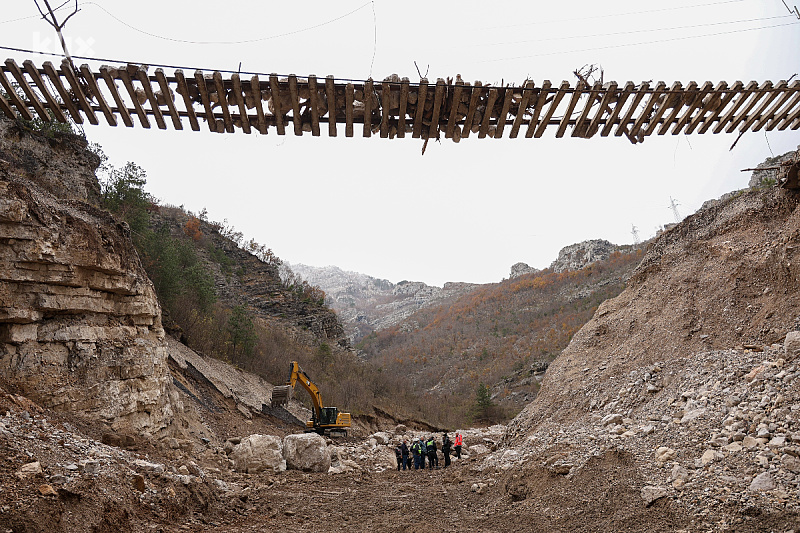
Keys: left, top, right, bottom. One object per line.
{"left": 318, "top": 407, "right": 339, "bottom": 426}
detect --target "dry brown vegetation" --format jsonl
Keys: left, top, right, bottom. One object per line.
{"left": 357, "top": 249, "right": 644, "bottom": 427}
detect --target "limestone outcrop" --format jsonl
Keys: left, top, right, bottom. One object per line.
{"left": 548, "top": 239, "right": 619, "bottom": 273}
{"left": 0, "top": 118, "right": 174, "bottom": 435}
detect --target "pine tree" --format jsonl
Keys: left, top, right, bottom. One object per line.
{"left": 474, "top": 383, "right": 493, "bottom": 420}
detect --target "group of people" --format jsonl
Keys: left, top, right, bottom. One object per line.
{"left": 394, "top": 432, "right": 463, "bottom": 471}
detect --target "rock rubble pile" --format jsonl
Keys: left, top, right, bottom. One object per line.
{"left": 492, "top": 337, "right": 800, "bottom": 524}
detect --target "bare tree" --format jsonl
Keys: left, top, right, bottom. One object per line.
{"left": 33, "top": 0, "right": 80, "bottom": 63}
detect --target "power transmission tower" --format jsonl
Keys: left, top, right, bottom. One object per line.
{"left": 669, "top": 197, "right": 681, "bottom": 223}
{"left": 631, "top": 224, "right": 641, "bottom": 245}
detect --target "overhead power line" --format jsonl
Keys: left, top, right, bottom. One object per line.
{"left": 470, "top": 15, "right": 793, "bottom": 49}
{"left": 477, "top": 20, "right": 800, "bottom": 63}
{"left": 475, "top": 0, "right": 755, "bottom": 32}
{"left": 78, "top": 1, "right": 374, "bottom": 45}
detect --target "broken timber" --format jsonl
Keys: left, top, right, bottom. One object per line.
{"left": 2, "top": 58, "right": 800, "bottom": 143}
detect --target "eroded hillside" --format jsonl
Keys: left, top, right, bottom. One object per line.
{"left": 490, "top": 180, "right": 800, "bottom": 530}
{"left": 510, "top": 185, "right": 800, "bottom": 434}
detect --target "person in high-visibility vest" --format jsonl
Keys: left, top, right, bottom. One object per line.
{"left": 454, "top": 433, "right": 463, "bottom": 459}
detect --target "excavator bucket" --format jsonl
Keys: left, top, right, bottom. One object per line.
{"left": 271, "top": 385, "right": 292, "bottom": 407}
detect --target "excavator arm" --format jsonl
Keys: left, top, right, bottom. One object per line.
{"left": 270, "top": 361, "right": 350, "bottom": 435}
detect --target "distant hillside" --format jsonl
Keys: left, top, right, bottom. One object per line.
{"left": 288, "top": 263, "right": 479, "bottom": 343}
{"left": 355, "top": 243, "right": 643, "bottom": 427}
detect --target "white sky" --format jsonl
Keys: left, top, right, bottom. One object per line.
{"left": 2, "top": 0, "right": 800, "bottom": 286}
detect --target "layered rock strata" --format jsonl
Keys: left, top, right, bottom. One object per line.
{"left": 0, "top": 119, "right": 174, "bottom": 435}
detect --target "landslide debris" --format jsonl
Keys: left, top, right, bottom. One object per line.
{"left": 493, "top": 182, "right": 800, "bottom": 531}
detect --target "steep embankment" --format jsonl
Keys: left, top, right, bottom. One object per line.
{"left": 0, "top": 119, "right": 176, "bottom": 437}
{"left": 487, "top": 182, "right": 800, "bottom": 530}
{"left": 510, "top": 186, "right": 800, "bottom": 433}
{"left": 152, "top": 208, "right": 349, "bottom": 349}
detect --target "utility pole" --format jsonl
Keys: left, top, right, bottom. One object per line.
{"left": 669, "top": 197, "right": 681, "bottom": 223}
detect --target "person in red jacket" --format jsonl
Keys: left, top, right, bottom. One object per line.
{"left": 454, "top": 433, "right": 463, "bottom": 459}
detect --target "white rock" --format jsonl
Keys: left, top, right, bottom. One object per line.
{"left": 231, "top": 434, "right": 285, "bottom": 474}
{"left": 133, "top": 459, "right": 165, "bottom": 474}
{"left": 723, "top": 442, "right": 743, "bottom": 453}
{"left": 641, "top": 485, "right": 668, "bottom": 505}
{"left": 80, "top": 460, "right": 100, "bottom": 474}
{"left": 671, "top": 465, "right": 689, "bottom": 488}
{"left": 655, "top": 447, "right": 677, "bottom": 463}
{"left": 768, "top": 436, "right": 786, "bottom": 447}
{"left": 749, "top": 472, "right": 776, "bottom": 491}
{"left": 471, "top": 482, "right": 488, "bottom": 494}
{"left": 16, "top": 461, "right": 42, "bottom": 478}
{"left": 601, "top": 414, "right": 623, "bottom": 426}
{"left": 372, "top": 445, "right": 398, "bottom": 470}
{"left": 681, "top": 408, "right": 706, "bottom": 424}
{"left": 501, "top": 449, "right": 520, "bottom": 462}
{"left": 784, "top": 331, "right": 800, "bottom": 361}
{"left": 742, "top": 436, "right": 759, "bottom": 449}
{"left": 701, "top": 449, "right": 723, "bottom": 465}
{"left": 371, "top": 432, "right": 391, "bottom": 445}
{"left": 469, "top": 444, "right": 490, "bottom": 455}
{"left": 283, "top": 433, "right": 331, "bottom": 473}
{"left": 782, "top": 454, "right": 800, "bottom": 473}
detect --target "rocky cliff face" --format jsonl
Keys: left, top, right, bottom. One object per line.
{"left": 288, "top": 263, "right": 478, "bottom": 343}
{"left": 510, "top": 239, "right": 622, "bottom": 279}
{"left": 0, "top": 119, "right": 176, "bottom": 436}
{"left": 152, "top": 210, "right": 349, "bottom": 348}
{"left": 509, "top": 261, "right": 539, "bottom": 279}
{"left": 548, "top": 238, "right": 619, "bottom": 273}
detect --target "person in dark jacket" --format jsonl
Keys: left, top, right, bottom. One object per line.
{"left": 426, "top": 436, "right": 438, "bottom": 469}
{"left": 441, "top": 433, "right": 452, "bottom": 467}
{"left": 419, "top": 437, "right": 428, "bottom": 469}
{"left": 394, "top": 443, "right": 403, "bottom": 471}
{"left": 400, "top": 439, "right": 409, "bottom": 471}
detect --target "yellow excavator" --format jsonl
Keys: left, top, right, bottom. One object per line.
{"left": 270, "top": 361, "right": 351, "bottom": 437}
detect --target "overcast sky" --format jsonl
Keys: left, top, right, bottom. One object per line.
{"left": 2, "top": 1, "right": 800, "bottom": 286}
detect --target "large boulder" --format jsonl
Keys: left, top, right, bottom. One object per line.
{"left": 328, "top": 445, "right": 359, "bottom": 475}
{"left": 785, "top": 330, "right": 800, "bottom": 361}
{"left": 371, "top": 431, "right": 391, "bottom": 445}
{"left": 230, "top": 434, "right": 286, "bottom": 473}
{"left": 373, "top": 445, "right": 398, "bottom": 470}
{"left": 283, "top": 433, "right": 331, "bottom": 472}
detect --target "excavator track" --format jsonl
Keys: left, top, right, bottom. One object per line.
{"left": 271, "top": 385, "right": 292, "bottom": 407}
